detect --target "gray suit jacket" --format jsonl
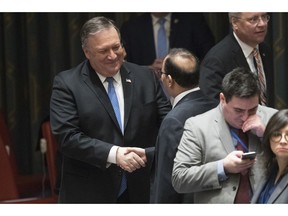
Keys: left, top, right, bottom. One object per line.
{"left": 172, "top": 104, "right": 277, "bottom": 203}
{"left": 251, "top": 170, "right": 288, "bottom": 203}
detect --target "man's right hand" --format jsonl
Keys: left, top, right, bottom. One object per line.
{"left": 223, "top": 151, "right": 256, "bottom": 174}
{"left": 116, "top": 147, "right": 146, "bottom": 173}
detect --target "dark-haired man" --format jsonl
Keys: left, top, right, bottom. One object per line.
{"left": 173, "top": 67, "right": 277, "bottom": 203}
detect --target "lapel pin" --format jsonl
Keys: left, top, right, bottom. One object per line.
{"left": 126, "top": 78, "right": 132, "bottom": 83}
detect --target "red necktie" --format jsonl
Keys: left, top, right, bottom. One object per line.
{"left": 234, "top": 130, "right": 252, "bottom": 203}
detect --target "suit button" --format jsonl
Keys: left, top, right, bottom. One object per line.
{"left": 232, "top": 186, "right": 237, "bottom": 191}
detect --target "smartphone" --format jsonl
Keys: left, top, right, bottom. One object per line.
{"left": 242, "top": 151, "right": 257, "bottom": 160}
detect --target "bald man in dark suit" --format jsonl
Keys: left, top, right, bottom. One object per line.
{"left": 150, "top": 48, "right": 217, "bottom": 203}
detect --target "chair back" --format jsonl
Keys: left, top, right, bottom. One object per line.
{"left": 0, "top": 136, "right": 19, "bottom": 200}
{"left": 0, "top": 111, "right": 19, "bottom": 176}
{"left": 41, "top": 120, "right": 58, "bottom": 198}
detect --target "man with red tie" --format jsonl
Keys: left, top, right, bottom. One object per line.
{"left": 172, "top": 67, "right": 277, "bottom": 203}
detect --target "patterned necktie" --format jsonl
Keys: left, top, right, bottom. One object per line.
{"left": 106, "top": 77, "right": 127, "bottom": 197}
{"left": 234, "top": 129, "right": 252, "bottom": 203}
{"left": 157, "top": 18, "right": 168, "bottom": 58}
{"left": 252, "top": 48, "right": 267, "bottom": 105}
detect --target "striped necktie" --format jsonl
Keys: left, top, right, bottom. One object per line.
{"left": 252, "top": 48, "right": 267, "bottom": 105}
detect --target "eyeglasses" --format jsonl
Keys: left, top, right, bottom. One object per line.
{"left": 157, "top": 71, "right": 167, "bottom": 77}
{"left": 270, "top": 131, "right": 288, "bottom": 142}
{"left": 236, "top": 14, "right": 270, "bottom": 25}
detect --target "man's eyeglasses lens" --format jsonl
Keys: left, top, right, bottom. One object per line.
{"left": 238, "top": 14, "right": 270, "bottom": 25}
{"left": 158, "top": 71, "right": 166, "bottom": 77}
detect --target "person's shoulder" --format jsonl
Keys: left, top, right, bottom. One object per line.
{"left": 55, "top": 60, "right": 87, "bottom": 79}
{"left": 257, "top": 105, "right": 278, "bottom": 122}
{"left": 122, "top": 61, "right": 153, "bottom": 76}
{"left": 211, "top": 33, "right": 235, "bottom": 50}
{"left": 258, "top": 105, "right": 278, "bottom": 114}
{"left": 202, "top": 33, "right": 238, "bottom": 59}
{"left": 180, "top": 91, "right": 218, "bottom": 108}
{"left": 172, "top": 98, "right": 217, "bottom": 122}
{"left": 186, "top": 104, "right": 218, "bottom": 123}
{"left": 54, "top": 60, "right": 88, "bottom": 83}
{"left": 123, "top": 61, "right": 149, "bottom": 70}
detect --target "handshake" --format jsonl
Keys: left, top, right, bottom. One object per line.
{"left": 116, "top": 147, "right": 147, "bottom": 173}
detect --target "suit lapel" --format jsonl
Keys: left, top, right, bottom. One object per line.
{"left": 230, "top": 34, "right": 250, "bottom": 68}
{"left": 173, "top": 90, "right": 201, "bottom": 108}
{"left": 120, "top": 63, "right": 133, "bottom": 131}
{"left": 259, "top": 44, "right": 268, "bottom": 72}
{"left": 214, "top": 105, "right": 235, "bottom": 153}
{"left": 81, "top": 61, "right": 122, "bottom": 132}
{"left": 268, "top": 173, "right": 288, "bottom": 203}
{"left": 251, "top": 176, "right": 268, "bottom": 202}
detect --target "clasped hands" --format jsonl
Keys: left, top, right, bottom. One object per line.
{"left": 116, "top": 147, "right": 147, "bottom": 173}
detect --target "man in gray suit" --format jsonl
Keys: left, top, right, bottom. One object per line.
{"left": 172, "top": 67, "right": 277, "bottom": 203}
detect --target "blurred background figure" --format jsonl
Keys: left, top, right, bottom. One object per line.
{"left": 199, "top": 12, "right": 275, "bottom": 107}
{"left": 251, "top": 109, "right": 288, "bottom": 203}
{"left": 121, "top": 13, "right": 215, "bottom": 75}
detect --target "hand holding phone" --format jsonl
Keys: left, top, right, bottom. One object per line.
{"left": 242, "top": 151, "right": 256, "bottom": 160}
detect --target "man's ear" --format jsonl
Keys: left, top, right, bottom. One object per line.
{"left": 167, "top": 75, "right": 174, "bottom": 88}
{"left": 219, "top": 92, "right": 226, "bottom": 103}
{"left": 231, "top": 17, "right": 239, "bottom": 31}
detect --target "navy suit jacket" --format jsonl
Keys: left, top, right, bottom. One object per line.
{"left": 150, "top": 90, "right": 218, "bottom": 203}
{"left": 199, "top": 33, "right": 275, "bottom": 107}
{"left": 120, "top": 13, "right": 215, "bottom": 64}
{"left": 50, "top": 60, "right": 171, "bottom": 203}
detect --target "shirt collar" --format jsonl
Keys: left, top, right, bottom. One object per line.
{"left": 97, "top": 71, "right": 121, "bottom": 85}
{"left": 172, "top": 87, "right": 200, "bottom": 108}
{"left": 151, "top": 13, "right": 171, "bottom": 26}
